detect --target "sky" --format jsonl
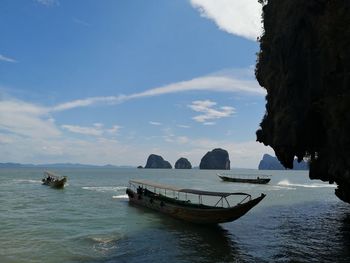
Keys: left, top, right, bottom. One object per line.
{"left": 0, "top": 0, "right": 274, "bottom": 168}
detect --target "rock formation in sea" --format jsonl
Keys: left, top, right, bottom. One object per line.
{"left": 137, "top": 165, "right": 143, "bottom": 169}
{"left": 144, "top": 154, "right": 172, "bottom": 169}
{"left": 256, "top": 0, "right": 350, "bottom": 202}
{"left": 258, "top": 154, "right": 308, "bottom": 170}
{"left": 174, "top": 158, "right": 192, "bottom": 169}
{"left": 199, "top": 148, "right": 230, "bottom": 170}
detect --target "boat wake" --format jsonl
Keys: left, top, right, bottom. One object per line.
{"left": 112, "top": 194, "right": 128, "bottom": 199}
{"left": 85, "top": 234, "right": 124, "bottom": 253}
{"left": 13, "top": 179, "right": 42, "bottom": 184}
{"left": 82, "top": 186, "right": 127, "bottom": 193}
{"left": 277, "top": 179, "right": 336, "bottom": 188}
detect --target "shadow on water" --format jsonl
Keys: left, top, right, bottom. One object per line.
{"left": 339, "top": 208, "right": 350, "bottom": 262}
{"left": 81, "top": 203, "right": 247, "bottom": 263}
{"left": 248, "top": 201, "right": 350, "bottom": 263}
{"left": 160, "top": 219, "right": 243, "bottom": 263}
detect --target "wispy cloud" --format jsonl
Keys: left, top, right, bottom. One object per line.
{"left": 61, "top": 124, "right": 120, "bottom": 136}
{"left": 190, "top": 0, "right": 262, "bottom": 41}
{"left": 51, "top": 96, "right": 121, "bottom": 112}
{"left": 0, "top": 100, "right": 60, "bottom": 138}
{"left": 0, "top": 97, "right": 272, "bottom": 167}
{"left": 61, "top": 125, "right": 103, "bottom": 136}
{"left": 48, "top": 69, "right": 264, "bottom": 112}
{"left": 0, "top": 54, "right": 17, "bottom": 63}
{"left": 35, "top": 0, "right": 59, "bottom": 7}
{"left": 177, "top": 124, "right": 190, "bottom": 129}
{"left": 149, "top": 121, "right": 162, "bottom": 126}
{"left": 188, "top": 100, "right": 235, "bottom": 124}
{"left": 73, "top": 17, "right": 90, "bottom": 27}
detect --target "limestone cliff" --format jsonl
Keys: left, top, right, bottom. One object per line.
{"left": 258, "top": 154, "right": 308, "bottom": 170}
{"left": 199, "top": 148, "right": 230, "bottom": 170}
{"left": 256, "top": 0, "right": 350, "bottom": 202}
{"left": 174, "top": 158, "right": 192, "bottom": 169}
{"left": 144, "top": 154, "right": 172, "bottom": 169}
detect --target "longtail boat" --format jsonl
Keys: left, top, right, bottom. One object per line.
{"left": 218, "top": 173, "right": 271, "bottom": 184}
{"left": 126, "top": 179, "right": 266, "bottom": 224}
{"left": 42, "top": 171, "right": 67, "bottom": 189}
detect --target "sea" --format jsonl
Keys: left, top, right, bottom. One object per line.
{"left": 1, "top": 168, "right": 349, "bottom": 263}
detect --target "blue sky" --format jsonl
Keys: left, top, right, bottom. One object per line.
{"left": 0, "top": 0, "right": 273, "bottom": 168}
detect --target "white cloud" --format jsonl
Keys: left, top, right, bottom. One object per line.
{"left": 190, "top": 0, "right": 262, "bottom": 41}
{"left": 0, "top": 100, "right": 60, "bottom": 138}
{"left": 126, "top": 73, "right": 264, "bottom": 99}
{"left": 46, "top": 68, "right": 264, "bottom": 112}
{"left": 35, "top": 0, "right": 59, "bottom": 6}
{"left": 72, "top": 17, "right": 90, "bottom": 27}
{"left": 61, "top": 124, "right": 121, "bottom": 136}
{"left": 177, "top": 136, "right": 190, "bottom": 144}
{"left": 107, "top": 125, "right": 121, "bottom": 135}
{"left": 149, "top": 121, "right": 162, "bottom": 126}
{"left": 163, "top": 137, "right": 274, "bottom": 168}
{"left": 0, "top": 98, "right": 272, "bottom": 167}
{"left": 177, "top": 124, "right": 190, "bottom": 129}
{"left": 51, "top": 96, "right": 121, "bottom": 112}
{"left": 203, "top": 122, "right": 216, "bottom": 126}
{"left": 188, "top": 100, "right": 235, "bottom": 124}
{"left": 61, "top": 125, "right": 103, "bottom": 136}
{"left": 0, "top": 54, "right": 17, "bottom": 63}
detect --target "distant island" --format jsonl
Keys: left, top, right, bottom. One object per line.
{"left": 0, "top": 162, "right": 135, "bottom": 168}
{"left": 199, "top": 148, "right": 230, "bottom": 170}
{"left": 258, "top": 154, "right": 308, "bottom": 170}
{"left": 144, "top": 154, "right": 172, "bottom": 169}
{"left": 141, "top": 148, "right": 231, "bottom": 170}
{"left": 175, "top": 158, "right": 192, "bottom": 169}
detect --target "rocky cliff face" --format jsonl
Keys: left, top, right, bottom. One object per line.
{"left": 199, "top": 148, "right": 230, "bottom": 170}
{"left": 258, "top": 154, "right": 308, "bottom": 170}
{"left": 174, "top": 158, "right": 192, "bottom": 169}
{"left": 144, "top": 154, "right": 172, "bottom": 169}
{"left": 256, "top": 0, "right": 350, "bottom": 202}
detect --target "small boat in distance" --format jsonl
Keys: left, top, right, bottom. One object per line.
{"left": 42, "top": 171, "right": 67, "bottom": 189}
{"left": 126, "top": 179, "right": 266, "bottom": 224}
{"left": 218, "top": 173, "right": 271, "bottom": 184}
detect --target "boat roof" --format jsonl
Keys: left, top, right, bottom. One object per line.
{"left": 218, "top": 173, "right": 270, "bottom": 178}
{"left": 44, "top": 171, "right": 62, "bottom": 178}
{"left": 129, "top": 179, "right": 251, "bottom": 198}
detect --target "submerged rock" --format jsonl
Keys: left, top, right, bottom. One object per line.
{"left": 256, "top": 0, "right": 350, "bottom": 202}
{"left": 174, "top": 158, "right": 192, "bottom": 169}
{"left": 258, "top": 154, "right": 308, "bottom": 170}
{"left": 199, "top": 148, "right": 230, "bottom": 170}
{"left": 144, "top": 154, "right": 172, "bottom": 169}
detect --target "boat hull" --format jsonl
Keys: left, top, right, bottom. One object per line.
{"left": 126, "top": 188, "right": 265, "bottom": 224}
{"left": 219, "top": 175, "right": 270, "bottom": 184}
{"left": 42, "top": 177, "right": 67, "bottom": 188}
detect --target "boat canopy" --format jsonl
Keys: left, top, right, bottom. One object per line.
{"left": 44, "top": 171, "right": 65, "bottom": 179}
{"left": 217, "top": 173, "right": 270, "bottom": 178}
{"left": 129, "top": 179, "right": 251, "bottom": 198}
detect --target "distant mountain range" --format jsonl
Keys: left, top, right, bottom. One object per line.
{"left": 0, "top": 162, "right": 135, "bottom": 168}
{"left": 258, "top": 154, "right": 309, "bottom": 170}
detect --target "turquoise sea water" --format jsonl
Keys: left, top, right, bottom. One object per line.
{"left": 1, "top": 168, "right": 349, "bottom": 263}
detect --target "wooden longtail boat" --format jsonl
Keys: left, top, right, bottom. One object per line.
{"left": 218, "top": 174, "right": 271, "bottom": 184}
{"left": 126, "top": 179, "right": 266, "bottom": 224}
{"left": 42, "top": 171, "right": 67, "bottom": 189}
